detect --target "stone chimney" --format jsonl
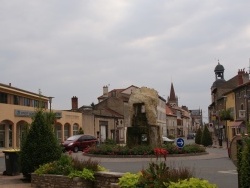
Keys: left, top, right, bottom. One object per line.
{"left": 71, "top": 96, "right": 78, "bottom": 111}
{"left": 103, "top": 85, "right": 109, "bottom": 97}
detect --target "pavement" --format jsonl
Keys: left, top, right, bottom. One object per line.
{"left": 0, "top": 140, "right": 228, "bottom": 188}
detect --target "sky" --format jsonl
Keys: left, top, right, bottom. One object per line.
{"left": 1, "top": 0, "right": 250, "bottom": 123}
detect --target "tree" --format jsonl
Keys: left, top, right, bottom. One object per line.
{"left": 201, "top": 125, "right": 213, "bottom": 147}
{"left": 219, "top": 109, "right": 234, "bottom": 121}
{"left": 195, "top": 128, "right": 202, "bottom": 145}
{"left": 20, "top": 109, "right": 62, "bottom": 180}
{"left": 78, "top": 127, "right": 84, "bottom": 134}
{"left": 239, "top": 136, "right": 250, "bottom": 188}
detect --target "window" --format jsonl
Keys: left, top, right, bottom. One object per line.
{"left": 0, "top": 92, "right": 7, "bottom": 103}
{"left": 23, "top": 98, "right": 30, "bottom": 106}
{"left": 14, "top": 95, "right": 20, "bottom": 105}
{"left": 73, "top": 124, "right": 79, "bottom": 135}
{"left": 33, "top": 100, "right": 39, "bottom": 107}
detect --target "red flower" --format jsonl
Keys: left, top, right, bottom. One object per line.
{"left": 154, "top": 148, "right": 168, "bottom": 161}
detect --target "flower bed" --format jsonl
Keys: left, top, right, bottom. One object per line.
{"left": 84, "top": 143, "right": 206, "bottom": 156}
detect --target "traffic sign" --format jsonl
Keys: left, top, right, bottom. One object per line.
{"left": 176, "top": 138, "right": 185, "bottom": 148}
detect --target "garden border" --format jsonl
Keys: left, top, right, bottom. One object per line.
{"left": 82, "top": 151, "right": 208, "bottom": 158}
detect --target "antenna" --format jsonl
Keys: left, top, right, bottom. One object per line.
{"left": 249, "top": 58, "right": 250, "bottom": 74}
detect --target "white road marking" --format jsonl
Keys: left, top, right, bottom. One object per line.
{"left": 218, "top": 170, "right": 237, "bottom": 175}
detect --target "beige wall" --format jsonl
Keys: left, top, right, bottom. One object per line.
{"left": 225, "top": 92, "right": 236, "bottom": 142}
{"left": 0, "top": 103, "right": 82, "bottom": 148}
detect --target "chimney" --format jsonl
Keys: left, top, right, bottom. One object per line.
{"left": 103, "top": 85, "right": 108, "bottom": 97}
{"left": 9, "top": 83, "right": 11, "bottom": 86}
{"left": 238, "top": 69, "right": 245, "bottom": 85}
{"left": 71, "top": 96, "right": 78, "bottom": 111}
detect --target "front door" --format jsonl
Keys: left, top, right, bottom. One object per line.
{"left": 100, "top": 125, "right": 107, "bottom": 143}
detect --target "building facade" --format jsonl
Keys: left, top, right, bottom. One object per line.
{"left": 208, "top": 62, "right": 250, "bottom": 146}
{"left": 0, "top": 83, "right": 82, "bottom": 149}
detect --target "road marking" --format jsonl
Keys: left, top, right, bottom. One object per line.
{"left": 218, "top": 170, "right": 237, "bottom": 175}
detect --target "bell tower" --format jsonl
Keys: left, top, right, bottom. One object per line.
{"left": 214, "top": 61, "right": 225, "bottom": 81}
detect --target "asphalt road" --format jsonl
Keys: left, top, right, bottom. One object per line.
{"left": 0, "top": 139, "right": 237, "bottom": 188}
{"left": 76, "top": 147, "right": 237, "bottom": 188}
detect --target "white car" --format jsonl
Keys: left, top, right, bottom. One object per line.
{"left": 162, "top": 136, "right": 174, "bottom": 143}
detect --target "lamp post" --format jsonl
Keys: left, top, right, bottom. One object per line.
{"left": 48, "top": 97, "right": 54, "bottom": 112}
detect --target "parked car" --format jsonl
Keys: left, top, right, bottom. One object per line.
{"left": 187, "top": 133, "right": 196, "bottom": 139}
{"left": 61, "top": 134, "right": 98, "bottom": 153}
{"left": 162, "top": 136, "right": 175, "bottom": 143}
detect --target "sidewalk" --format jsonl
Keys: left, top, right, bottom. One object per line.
{"left": 0, "top": 149, "right": 32, "bottom": 187}
{"left": 0, "top": 174, "right": 31, "bottom": 188}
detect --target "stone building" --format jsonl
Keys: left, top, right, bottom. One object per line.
{"left": 166, "top": 82, "right": 192, "bottom": 138}
{"left": 78, "top": 85, "right": 166, "bottom": 144}
{"left": 208, "top": 62, "right": 249, "bottom": 145}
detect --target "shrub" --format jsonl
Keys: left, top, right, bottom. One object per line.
{"left": 167, "top": 177, "right": 217, "bottom": 188}
{"left": 118, "top": 172, "right": 141, "bottom": 188}
{"left": 86, "top": 143, "right": 205, "bottom": 156}
{"left": 138, "top": 162, "right": 170, "bottom": 188}
{"left": 182, "top": 144, "right": 206, "bottom": 153}
{"left": 35, "top": 154, "right": 73, "bottom": 175}
{"left": 201, "top": 126, "right": 213, "bottom": 147}
{"left": 138, "top": 162, "right": 193, "bottom": 188}
{"left": 20, "top": 109, "right": 62, "bottom": 180}
{"left": 72, "top": 157, "right": 99, "bottom": 172}
{"left": 195, "top": 128, "right": 202, "bottom": 145}
{"left": 35, "top": 154, "right": 102, "bottom": 181}
{"left": 239, "top": 136, "right": 250, "bottom": 188}
{"left": 68, "top": 168, "right": 95, "bottom": 181}
{"left": 86, "top": 144, "right": 154, "bottom": 155}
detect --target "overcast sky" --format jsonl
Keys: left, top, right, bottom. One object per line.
{"left": 1, "top": 0, "right": 250, "bottom": 123}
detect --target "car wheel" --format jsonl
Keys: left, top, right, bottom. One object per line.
{"left": 73, "top": 146, "right": 79, "bottom": 153}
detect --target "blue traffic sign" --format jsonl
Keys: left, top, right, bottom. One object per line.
{"left": 176, "top": 138, "right": 185, "bottom": 148}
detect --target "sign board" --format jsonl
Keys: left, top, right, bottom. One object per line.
{"left": 176, "top": 138, "right": 185, "bottom": 148}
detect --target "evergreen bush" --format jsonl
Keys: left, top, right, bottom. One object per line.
{"left": 201, "top": 126, "right": 213, "bottom": 147}
{"left": 20, "top": 109, "right": 62, "bottom": 180}
{"left": 195, "top": 128, "right": 202, "bottom": 145}
{"left": 239, "top": 136, "right": 250, "bottom": 188}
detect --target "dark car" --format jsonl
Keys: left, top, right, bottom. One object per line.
{"left": 61, "top": 134, "right": 98, "bottom": 153}
{"left": 187, "top": 133, "right": 196, "bottom": 139}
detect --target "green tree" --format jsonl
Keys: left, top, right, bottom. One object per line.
{"left": 20, "top": 109, "right": 62, "bottom": 180}
{"left": 219, "top": 109, "right": 234, "bottom": 121}
{"left": 78, "top": 127, "right": 84, "bottom": 134}
{"left": 195, "top": 128, "right": 202, "bottom": 145}
{"left": 239, "top": 136, "right": 250, "bottom": 188}
{"left": 201, "top": 126, "right": 213, "bottom": 147}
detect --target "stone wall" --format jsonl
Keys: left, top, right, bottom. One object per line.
{"left": 31, "top": 171, "right": 124, "bottom": 188}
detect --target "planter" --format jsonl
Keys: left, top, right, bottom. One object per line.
{"left": 31, "top": 171, "right": 124, "bottom": 188}
{"left": 31, "top": 174, "right": 93, "bottom": 188}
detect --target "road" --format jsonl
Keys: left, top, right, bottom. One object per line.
{"left": 0, "top": 139, "right": 237, "bottom": 188}
{"left": 75, "top": 147, "right": 238, "bottom": 188}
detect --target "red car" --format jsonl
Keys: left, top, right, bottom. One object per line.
{"left": 62, "top": 134, "right": 98, "bottom": 153}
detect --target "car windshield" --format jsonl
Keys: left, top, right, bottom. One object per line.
{"left": 66, "top": 135, "right": 81, "bottom": 141}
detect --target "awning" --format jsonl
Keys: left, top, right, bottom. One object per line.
{"left": 230, "top": 121, "right": 244, "bottom": 128}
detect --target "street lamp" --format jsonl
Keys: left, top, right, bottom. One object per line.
{"left": 48, "top": 97, "right": 54, "bottom": 112}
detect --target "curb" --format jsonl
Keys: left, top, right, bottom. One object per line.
{"left": 82, "top": 152, "right": 208, "bottom": 158}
